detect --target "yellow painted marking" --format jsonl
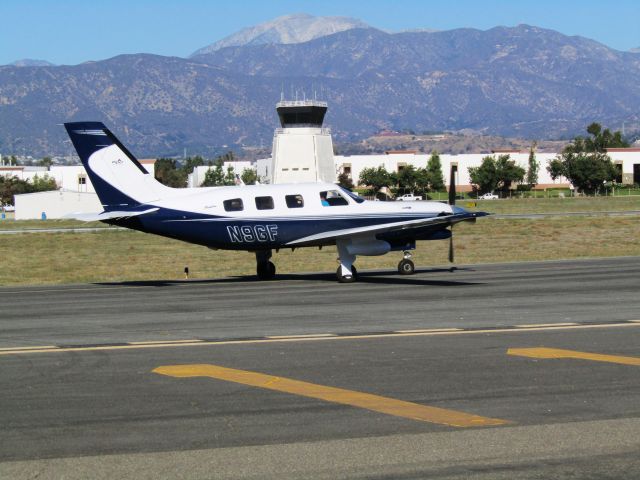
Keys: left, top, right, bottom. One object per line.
{"left": 266, "top": 334, "right": 336, "bottom": 339}
{"left": 153, "top": 364, "right": 509, "bottom": 428}
{"left": 508, "top": 347, "right": 640, "bottom": 366}
{"left": 516, "top": 323, "right": 578, "bottom": 328}
{"left": 0, "top": 345, "right": 57, "bottom": 351}
{"left": 0, "top": 322, "right": 638, "bottom": 356}
{"left": 129, "top": 339, "right": 204, "bottom": 345}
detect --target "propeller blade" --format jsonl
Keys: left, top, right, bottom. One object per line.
{"left": 448, "top": 164, "right": 458, "bottom": 206}
{"left": 448, "top": 231, "right": 454, "bottom": 263}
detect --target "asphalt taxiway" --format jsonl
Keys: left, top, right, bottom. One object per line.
{"left": 1, "top": 257, "right": 639, "bottom": 479}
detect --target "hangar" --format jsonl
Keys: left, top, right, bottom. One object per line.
{"left": 14, "top": 190, "right": 103, "bottom": 220}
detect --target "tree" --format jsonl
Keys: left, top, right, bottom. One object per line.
{"left": 395, "top": 165, "right": 420, "bottom": 194}
{"left": 201, "top": 164, "right": 225, "bottom": 186}
{"left": 426, "top": 151, "right": 445, "bottom": 191}
{"left": 38, "top": 156, "right": 53, "bottom": 168}
{"left": 469, "top": 154, "right": 525, "bottom": 194}
{"left": 31, "top": 174, "right": 57, "bottom": 192}
{"left": 358, "top": 166, "right": 394, "bottom": 195}
{"left": 548, "top": 151, "right": 616, "bottom": 194}
{"left": 526, "top": 145, "right": 539, "bottom": 188}
{"left": 547, "top": 123, "right": 623, "bottom": 194}
{"left": 0, "top": 174, "right": 58, "bottom": 205}
{"left": 583, "top": 122, "right": 629, "bottom": 152}
{"left": 337, "top": 171, "right": 354, "bottom": 190}
{"left": 241, "top": 168, "right": 259, "bottom": 185}
{"left": 182, "top": 155, "right": 205, "bottom": 175}
{"left": 468, "top": 156, "right": 498, "bottom": 194}
{"left": 224, "top": 165, "right": 237, "bottom": 186}
{"left": 495, "top": 154, "right": 525, "bottom": 192}
{"left": 0, "top": 176, "right": 30, "bottom": 205}
{"left": 414, "top": 168, "right": 431, "bottom": 196}
{"left": 154, "top": 158, "right": 187, "bottom": 188}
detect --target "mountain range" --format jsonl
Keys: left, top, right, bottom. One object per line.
{"left": 1, "top": 14, "right": 639, "bottom": 157}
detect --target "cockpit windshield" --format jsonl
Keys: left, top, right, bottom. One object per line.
{"left": 339, "top": 187, "right": 365, "bottom": 204}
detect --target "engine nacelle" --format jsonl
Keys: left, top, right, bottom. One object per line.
{"left": 346, "top": 238, "right": 391, "bottom": 256}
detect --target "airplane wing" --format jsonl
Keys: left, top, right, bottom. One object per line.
{"left": 286, "top": 211, "right": 487, "bottom": 246}
{"left": 64, "top": 207, "right": 159, "bottom": 222}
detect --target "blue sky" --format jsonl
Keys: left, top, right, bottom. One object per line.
{"left": 1, "top": 0, "right": 639, "bottom": 65}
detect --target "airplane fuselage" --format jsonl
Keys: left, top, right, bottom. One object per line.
{"left": 110, "top": 182, "right": 455, "bottom": 252}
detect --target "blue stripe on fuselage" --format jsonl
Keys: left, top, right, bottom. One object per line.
{"left": 106, "top": 206, "right": 452, "bottom": 250}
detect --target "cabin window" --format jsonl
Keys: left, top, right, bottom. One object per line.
{"left": 320, "top": 190, "right": 349, "bottom": 206}
{"left": 223, "top": 198, "right": 244, "bottom": 212}
{"left": 255, "top": 196, "right": 274, "bottom": 210}
{"left": 285, "top": 194, "right": 304, "bottom": 208}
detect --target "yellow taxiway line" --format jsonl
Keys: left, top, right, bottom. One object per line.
{"left": 508, "top": 347, "right": 640, "bottom": 366}
{"left": 153, "top": 363, "right": 509, "bottom": 428}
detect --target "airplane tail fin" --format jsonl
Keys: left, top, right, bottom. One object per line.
{"left": 64, "top": 122, "right": 171, "bottom": 211}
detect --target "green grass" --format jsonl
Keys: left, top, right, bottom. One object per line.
{"left": 1, "top": 215, "right": 639, "bottom": 286}
{"left": 469, "top": 195, "right": 640, "bottom": 214}
{"left": 0, "top": 218, "right": 104, "bottom": 230}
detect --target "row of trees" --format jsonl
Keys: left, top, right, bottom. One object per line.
{"left": 356, "top": 123, "right": 628, "bottom": 196}
{"left": 0, "top": 174, "right": 58, "bottom": 205}
{"left": 154, "top": 152, "right": 259, "bottom": 188}
{"left": 356, "top": 151, "right": 446, "bottom": 197}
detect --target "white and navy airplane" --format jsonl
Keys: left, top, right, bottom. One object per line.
{"left": 64, "top": 122, "right": 486, "bottom": 282}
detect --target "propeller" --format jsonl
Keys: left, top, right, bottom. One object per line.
{"left": 448, "top": 165, "right": 457, "bottom": 264}
{"left": 448, "top": 164, "right": 457, "bottom": 207}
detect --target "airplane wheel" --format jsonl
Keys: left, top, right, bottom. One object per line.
{"left": 398, "top": 259, "right": 415, "bottom": 275}
{"left": 336, "top": 266, "right": 357, "bottom": 283}
{"left": 257, "top": 261, "right": 276, "bottom": 280}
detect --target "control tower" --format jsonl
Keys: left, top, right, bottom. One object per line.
{"left": 270, "top": 99, "right": 336, "bottom": 184}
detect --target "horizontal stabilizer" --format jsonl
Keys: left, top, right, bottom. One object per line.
{"left": 64, "top": 208, "right": 159, "bottom": 222}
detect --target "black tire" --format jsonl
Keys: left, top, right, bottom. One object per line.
{"left": 336, "top": 266, "right": 357, "bottom": 283}
{"left": 398, "top": 259, "right": 415, "bottom": 275}
{"left": 257, "top": 261, "right": 276, "bottom": 280}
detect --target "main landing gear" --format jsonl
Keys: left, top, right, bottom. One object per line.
{"left": 398, "top": 251, "right": 415, "bottom": 275}
{"left": 336, "top": 265, "right": 358, "bottom": 283}
{"left": 336, "top": 239, "right": 357, "bottom": 283}
{"left": 335, "top": 240, "right": 418, "bottom": 282}
{"left": 255, "top": 250, "right": 276, "bottom": 280}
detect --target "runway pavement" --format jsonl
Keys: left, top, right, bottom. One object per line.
{"left": 1, "top": 257, "right": 639, "bottom": 479}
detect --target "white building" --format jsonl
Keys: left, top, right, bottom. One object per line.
{"left": 336, "top": 150, "right": 570, "bottom": 191}
{"left": 0, "top": 165, "right": 49, "bottom": 182}
{"left": 14, "top": 190, "right": 103, "bottom": 220}
{"left": 606, "top": 148, "right": 640, "bottom": 185}
{"left": 339, "top": 148, "right": 640, "bottom": 191}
